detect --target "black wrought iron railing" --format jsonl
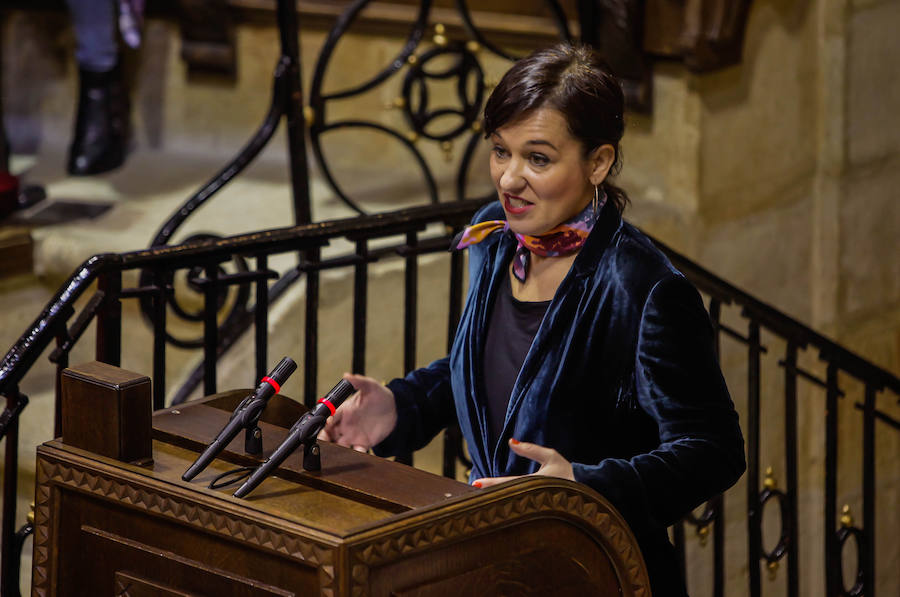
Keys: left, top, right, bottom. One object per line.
{"left": 2, "top": 199, "right": 898, "bottom": 596}
{"left": 655, "top": 238, "right": 900, "bottom": 597}
{"left": 0, "top": 199, "right": 480, "bottom": 594}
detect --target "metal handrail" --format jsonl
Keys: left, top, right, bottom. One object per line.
{"left": 0, "top": 200, "right": 482, "bottom": 405}
{"left": 6, "top": 201, "right": 896, "bottom": 417}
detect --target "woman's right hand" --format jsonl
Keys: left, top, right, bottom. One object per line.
{"left": 317, "top": 373, "right": 397, "bottom": 451}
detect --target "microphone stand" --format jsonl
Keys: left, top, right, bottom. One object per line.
{"left": 233, "top": 379, "right": 356, "bottom": 498}
{"left": 182, "top": 356, "right": 297, "bottom": 482}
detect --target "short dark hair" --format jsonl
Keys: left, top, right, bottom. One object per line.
{"left": 483, "top": 43, "right": 629, "bottom": 212}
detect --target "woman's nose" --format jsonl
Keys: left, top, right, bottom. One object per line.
{"left": 499, "top": 159, "right": 525, "bottom": 192}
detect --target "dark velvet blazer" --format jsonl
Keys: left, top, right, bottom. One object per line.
{"left": 375, "top": 199, "right": 746, "bottom": 596}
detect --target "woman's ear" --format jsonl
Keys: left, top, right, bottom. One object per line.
{"left": 588, "top": 144, "right": 616, "bottom": 186}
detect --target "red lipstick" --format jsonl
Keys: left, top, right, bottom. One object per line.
{"left": 503, "top": 193, "right": 534, "bottom": 215}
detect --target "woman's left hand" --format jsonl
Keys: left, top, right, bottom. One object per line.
{"left": 471, "top": 438, "right": 575, "bottom": 488}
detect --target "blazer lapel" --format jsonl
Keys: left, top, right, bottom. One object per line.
{"left": 464, "top": 231, "right": 515, "bottom": 475}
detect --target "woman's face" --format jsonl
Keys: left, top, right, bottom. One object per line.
{"left": 489, "top": 108, "right": 612, "bottom": 236}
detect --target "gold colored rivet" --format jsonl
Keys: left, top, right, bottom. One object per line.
{"left": 466, "top": 40, "right": 481, "bottom": 53}
{"left": 440, "top": 140, "right": 454, "bottom": 162}
{"left": 471, "top": 120, "right": 483, "bottom": 133}
{"left": 385, "top": 96, "right": 406, "bottom": 110}
{"left": 27, "top": 501, "right": 35, "bottom": 525}
{"left": 303, "top": 105, "right": 315, "bottom": 127}
{"left": 840, "top": 504, "right": 853, "bottom": 528}
{"left": 407, "top": 54, "right": 418, "bottom": 65}
{"left": 434, "top": 34, "right": 448, "bottom": 47}
{"left": 764, "top": 466, "right": 777, "bottom": 490}
{"left": 434, "top": 23, "right": 445, "bottom": 34}
{"left": 767, "top": 560, "right": 779, "bottom": 581}
{"left": 697, "top": 524, "right": 709, "bottom": 546}
{"left": 406, "top": 131, "right": 420, "bottom": 143}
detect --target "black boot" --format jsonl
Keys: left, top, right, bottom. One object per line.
{"left": 67, "top": 66, "right": 129, "bottom": 175}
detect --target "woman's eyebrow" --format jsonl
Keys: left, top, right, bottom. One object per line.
{"left": 525, "top": 139, "right": 558, "bottom": 151}
{"left": 490, "top": 132, "right": 558, "bottom": 151}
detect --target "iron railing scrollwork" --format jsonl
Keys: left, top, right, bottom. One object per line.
{"left": 134, "top": 0, "right": 312, "bottom": 377}
{"left": 758, "top": 467, "right": 791, "bottom": 580}
{"left": 835, "top": 504, "right": 866, "bottom": 597}
{"left": 129, "top": 0, "right": 576, "bottom": 408}
{"left": 306, "top": 0, "right": 572, "bottom": 215}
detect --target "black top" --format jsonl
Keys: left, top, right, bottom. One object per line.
{"left": 483, "top": 273, "right": 551, "bottom": 446}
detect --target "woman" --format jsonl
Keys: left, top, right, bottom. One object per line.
{"left": 320, "top": 43, "right": 745, "bottom": 596}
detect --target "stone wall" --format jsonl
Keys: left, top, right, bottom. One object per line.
{"left": 623, "top": 1, "right": 900, "bottom": 594}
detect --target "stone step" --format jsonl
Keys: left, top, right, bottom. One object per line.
{"left": 0, "top": 227, "right": 34, "bottom": 279}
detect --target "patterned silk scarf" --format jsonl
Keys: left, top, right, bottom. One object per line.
{"left": 452, "top": 198, "right": 603, "bottom": 282}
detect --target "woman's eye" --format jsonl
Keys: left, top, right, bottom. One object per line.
{"left": 529, "top": 153, "right": 550, "bottom": 166}
{"left": 492, "top": 145, "right": 508, "bottom": 158}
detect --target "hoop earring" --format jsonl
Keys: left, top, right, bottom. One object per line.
{"left": 592, "top": 184, "right": 600, "bottom": 214}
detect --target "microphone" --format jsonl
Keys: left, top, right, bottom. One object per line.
{"left": 233, "top": 378, "right": 356, "bottom": 498}
{"left": 182, "top": 357, "right": 297, "bottom": 481}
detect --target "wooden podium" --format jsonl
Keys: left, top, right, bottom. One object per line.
{"left": 32, "top": 386, "right": 651, "bottom": 596}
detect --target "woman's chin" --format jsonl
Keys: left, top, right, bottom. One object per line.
{"left": 506, "top": 219, "right": 548, "bottom": 237}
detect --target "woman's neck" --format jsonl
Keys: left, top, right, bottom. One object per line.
{"left": 509, "top": 251, "right": 579, "bottom": 302}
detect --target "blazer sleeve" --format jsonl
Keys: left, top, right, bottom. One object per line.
{"left": 571, "top": 274, "right": 746, "bottom": 537}
{"left": 372, "top": 358, "right": 457, "bottom": 457}
{"left": 374, "top": 200, "right": 498, "bottom": 457}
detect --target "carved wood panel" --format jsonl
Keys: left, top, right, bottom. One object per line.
{"left": 31, "top": 451, "right": 334, "bottom": 596}
{"left": 347, "top": 481, "right": 651, "bottom": 597}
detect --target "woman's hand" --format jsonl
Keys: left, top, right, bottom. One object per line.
{"left": 471, "top": 438, "right": 575, "bottom": 488}
{"left": 317, "top": 373, "right": 397, "bottom": 452}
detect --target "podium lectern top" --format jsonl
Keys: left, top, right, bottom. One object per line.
{"left": 151, "top": 391, "right": 476, "bottom": 523}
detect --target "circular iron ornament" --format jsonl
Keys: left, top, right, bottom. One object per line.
{"left": 836, "top": 525, "right": 866, "bottom": 597}
{"left": 306, "top": 0, "right": 572, "bottom": 214}
{"left": 683, "top": 498, "right": 718, "bottom": 530}
{"left": 758, "top": 487, "right": 790, "bottom": 564}
{"left": 306, "top": 0, "right": 433, "bottom": 214}
{"left": 308, "top": 0, "right": 431, "bottom": 106}
{"left": 138, "top": 233, "right": 251, "bottom": 350}
{"left": 401, "top": 43, "right": 485, "bottom": 141}
{"left": 455, "top": 0, "right": 571, "bottom": 62}
{"left": 682, "top": 494, "right": 720, "bottom": 545}
{"left": 310, "top": 120, "right": 441, "bottom": 214}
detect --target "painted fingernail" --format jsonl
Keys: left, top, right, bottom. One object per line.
{"left": 473, "top": 481, "right": 482, "bottom": 488}
{"left": 509, "top": 438, "right": 520, "bottom": 445}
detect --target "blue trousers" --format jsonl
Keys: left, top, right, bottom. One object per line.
{"left": 65, "top": 0, "right": 118, "bottom": 72}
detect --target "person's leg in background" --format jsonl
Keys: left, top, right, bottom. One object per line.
{"left": 65, "top": 0, "right": 129, "bottom": 175}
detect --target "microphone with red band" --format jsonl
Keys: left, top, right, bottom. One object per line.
{"left": 233, "top": 378, "right": 356, "bottom": 498}
{"left": 182, "top": 357, "right": 297, "bottom": 482}
{"left": 260, "top": 376, "right": 281, "bottom": 394}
